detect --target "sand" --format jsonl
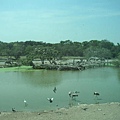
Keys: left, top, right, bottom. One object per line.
{"left": 0, "top": 102, "right": 120, "bottom": 120}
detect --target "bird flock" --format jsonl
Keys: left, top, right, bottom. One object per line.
{"left": 11, "top": 86, "right": 100, "bottom": 112}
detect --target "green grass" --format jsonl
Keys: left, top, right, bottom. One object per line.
{"left": 0, "top": 66, "right": 33, "bottom": 72}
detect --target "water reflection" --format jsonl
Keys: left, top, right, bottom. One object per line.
{"left": 117, "top": 68, "right": 120, "bottom": 81}
{"left": 20, "top": 70, "right": 62, "bottom": 87}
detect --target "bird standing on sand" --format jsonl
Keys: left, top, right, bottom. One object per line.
{"left": 12, "top": 108, "right": 16, "bottom": 112}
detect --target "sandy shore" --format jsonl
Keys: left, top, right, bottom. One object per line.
{"left": 0, "top": 102, "right": 120, "bottom": 120}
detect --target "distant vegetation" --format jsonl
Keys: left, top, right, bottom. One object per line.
{"left": 0, "top": 39, "right": 120, "bottom": 67}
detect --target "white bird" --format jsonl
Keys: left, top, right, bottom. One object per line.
{"left": 24, "top": 99, "right": 28, "bottom": 106}
{"left": 68, "top": 91, "right": 72, "bottom": 97}
{"left": 24, "top": 99, "right": 27, "bottom": 103}
{"left": 47, "top": 98, "right": 54, "bottom": 103}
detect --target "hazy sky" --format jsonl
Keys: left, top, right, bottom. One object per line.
{"left": 0, "top": 0, "right": 120, "bottom": 44}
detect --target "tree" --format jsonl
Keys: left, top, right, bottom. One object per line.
{"left": 112, "top": 53, "right": 120, "bottom": 67}
{"left": 0, "top": 39, "right": 119, "bottom": 66}
{"left": 33, "top": 46, "right": 59, "bottom": 64}
{"left": 12, "top": 43, "right": 23, "bottom": 60}
{"left": 83, "top": 46, "right": 112, "bottom": 59}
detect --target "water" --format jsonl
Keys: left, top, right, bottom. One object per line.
{"left": 0, "top": 67, "right": 120, "bottom": 112}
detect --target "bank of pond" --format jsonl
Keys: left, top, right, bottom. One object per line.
{"left": 0, "top": 56, "right": 115, "bottom": 71}
{"left": 32, "top": 61, "right": 111, "bottom": 71}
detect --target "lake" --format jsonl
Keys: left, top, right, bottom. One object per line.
{"left": 0, "top": 67, "right": 120, "bottom": 112}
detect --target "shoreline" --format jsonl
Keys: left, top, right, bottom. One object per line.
{"left": 0, "top": 102, "right": 120, "bottom": 120}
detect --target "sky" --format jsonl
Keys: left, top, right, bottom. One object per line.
{"left": 0, "top": 0, "right": 120, "bottom": 44}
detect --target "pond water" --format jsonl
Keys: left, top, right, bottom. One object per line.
{"left": 0, "top": 67, "right": 120, "bottom": 112}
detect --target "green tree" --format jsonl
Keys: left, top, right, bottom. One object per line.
{"left": 112, "top": 53, "right": 120, "bottom": 67}
{"left": 33, "top": 46, "right": 59, "bottom": 64}
{"left": 83, "top": 46, "right": 112, "bottom": 59}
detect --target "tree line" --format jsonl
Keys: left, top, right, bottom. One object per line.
{"left": 0, "top": 39, "right": 120, "bottom": 66}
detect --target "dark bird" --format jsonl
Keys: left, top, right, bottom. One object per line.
{"left": 53, "top": 87, "right": 57, "bottom": 93}
{"left": 82, "top": 108, "right": 88, "bottom": 111}
{"left": 47, "top": 98, "right": 54, "bottom": 103}
{"left": 69, "top": 91, "right": 79, "bottom": 98}
{"left": 94, "top": 92, "right": 100, "bottom": 96}
{"left": 74, "top": 91, "right": 80, "bottom": 94}
{"left": 12, "top": 108, "right": 16, "bottom": 112}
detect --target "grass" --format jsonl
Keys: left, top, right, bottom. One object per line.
{"left": 0, "top": 66, "right": 33, "bottom": 72}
